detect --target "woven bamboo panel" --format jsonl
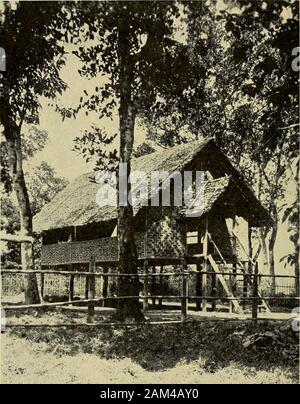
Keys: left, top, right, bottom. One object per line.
{"left": 43, "top": 274, "right": 69, "bottom": 296}
{"left": 1, "top": 274, "right": 24, "bottom": 296}
{"left": 145, "top": 208, "right": 185, "bottom": 258}
{"left": 41, "top": 237, "right": 119, "bottom": 265}
{"left": 41, "top": 233, "right": 147, "bottom": 266}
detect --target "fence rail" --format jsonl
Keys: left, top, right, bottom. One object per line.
{"left": 1, "top": 265, "right": 299, "bottom": 325}
{"left": 2, "top": 268, "right": 299, "bottom": 279}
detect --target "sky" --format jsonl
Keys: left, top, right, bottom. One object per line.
{"left": 26, "top": 56, "right": 149, "bottom": 181}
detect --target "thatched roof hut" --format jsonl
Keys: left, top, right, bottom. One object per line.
{"left": 34, "top": 138, "right": 271, "bottom": 234}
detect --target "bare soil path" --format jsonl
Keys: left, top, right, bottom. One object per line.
{"left": 1, "top": 333, "right": 297, "bottom": 384}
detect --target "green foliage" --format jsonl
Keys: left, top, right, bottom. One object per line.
{"left": 141, "top": 1, "right": 298, "bottom": 273}
{"left": 280, "top": 199, "right": 300, "bottom": 269}
{"left": 26, "top": 162, "right": 69, "bottom": 216}
{"left": 61, "top": 1, "right": 195, "bottom": 168}
{"left": 0, "top": 1, "right": 67, "bottom": 124}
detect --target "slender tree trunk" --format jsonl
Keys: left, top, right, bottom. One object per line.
{"left": 295, "top": 243, "right": 300, "bottom": 297}
{"left": 1, "top": 104, "right": 40, "bottom": 304}
{"left": 114, "top": 25, "right": 143, "bottom": 321}
{"left": 257, "top": 167, "right": 269, "bottom": 274}
{"left": 268, "top": 219, "right": 278, "bottom": 296}
{"left": 292, "top": 169, "right": 300, "bottom": 297}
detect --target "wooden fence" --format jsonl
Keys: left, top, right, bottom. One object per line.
{"left": 1, "top": 261, "right": 299, "bottom": 325}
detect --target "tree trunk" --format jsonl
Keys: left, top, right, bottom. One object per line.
{"left": 258, "top": 227, "right": 269, "bottom": 273}
{"left": 295, "top": 244, "right": 300, "bottom": 297}
{"left": 257, "top": 167, "right": 269, "bottom": 274}
{"left": 268, "top": 221, "right": 278, "bottom": 296}
{"left": 114, "top": 25, "right": 144, "bottom": 322}
{"left": 1, "top": 105, "right": 40, "bottom": 304}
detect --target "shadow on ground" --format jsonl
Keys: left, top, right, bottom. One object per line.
{"left": 5, "top": 309, "right": 299, "bottom": 375}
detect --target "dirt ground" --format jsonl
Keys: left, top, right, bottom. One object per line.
{"left": 1, "top": 308, "right": 298, "bottom": 384}
{"left": 1, "top": 333, "right": 297, "bottom": 384}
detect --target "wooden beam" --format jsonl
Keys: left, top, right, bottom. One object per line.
{"left": 0, "top": 232, "right": 34, "bottom": 243}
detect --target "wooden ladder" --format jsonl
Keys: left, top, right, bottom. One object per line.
{"left": 230, "top": 231, "right": 271, "bottom": 313}
{"left": 207, "top": 232, "right": 270, "bottom": 314}
{"left": 235, "top": 260, "right": 271, "bottom": 313}
{"left": 208, "top": 254, "right": 244, "bottom": 314}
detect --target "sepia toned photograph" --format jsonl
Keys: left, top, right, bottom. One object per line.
{"left": 0, "top": 0, "right": 299, "bottom": 387}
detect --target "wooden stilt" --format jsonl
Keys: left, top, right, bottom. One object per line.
{"left": 202, "top": 218, "right": 209, "bottom": 312}
{"left": 152, "top": 266, "right": 156, "bottom": 307}
{"left": 143, "top": 260, "right": 149, "bottom": 311}
{"left": 230, "top": 261, "right": 237, "bottom": 313}
{"left": 40, "top": 272, "right": 45, "bottom": 301}
{"left": 181, "top": 258, "right": 188, "bottom": 322}
{"left": 102, "top": 266, "right": 108, "bottom": 308}
{"left": 211, "top": 271, "right": 217, "bottom": 311}
{"left": 69, "top": 274, "right": 74, "bottom": 302}
{"left": 159, "top": 265, "right": 163, "bottom": 309}
{"left": 243, "top": 273, "right": 248, "bottom": 310}
{"left": 85, "top": 269, "right": 89, "bottom": 300}
{"left": 230, "top": 218, "right": 238, "bottom": 313}
{"left": 252, "top": 263, "right": 259, "bottom": 321}
{"left": 232, "top": 261, "right": 237, "bottom": 293}
{"left": 87, "top": 257, "right": 96, "bottom": 324}
{"left": 196, "top": 263, "right": 202, "bottom": 311}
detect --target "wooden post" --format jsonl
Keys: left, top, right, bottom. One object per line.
{"left": 248, "top": 226, "right": 253, "bottom": 267}
{"left": 40, "top": 272, "right": 45, "bottom": 301}
{"left": 211, "top": 271, "right": 217, "bottom": 311}
{"left": 243, "top": 272, "right": 248, "bottom": 310}
{"left": 230, "top": 261, "right": 237, "bottom": 313}
{"left": 143, "top": 260, "right": 149, "bottom": 311}
{"left": 202, "top": 218, "right": 209, "bottom": 312}
{"left": 69, "top": 274, "right": 74, "bottom": 302}
{"left": 152, "top": 266, "right": 156, "bottom": 307}
{"left": 232, "top": 261, "right": 237, "bottom": 293}
{"left": 159, "top": 265, "right": 163, "bottom": 309}
{"left": 181, "top": 258, "right": 188, "bottom": 322}
{"left": 87, "top": 257, "right": 96, "bottom": 323}
{"left": 102, "top": 266, "right": 108, "bottom": 308}
{"left": 196, "top": 263, "right": 202, "bottom": 311}
{"left": 85, "top": 266, "right": 89, "bottom": 300}
{"left": 231, "top": 218, "right": 237, "bottom": 313}
{"left": 252, "top": 262, "right": 259, "bottom": 321}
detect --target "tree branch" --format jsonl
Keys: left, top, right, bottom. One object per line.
{"left": 279, "top": 123, "right": 299, "bottom": 130}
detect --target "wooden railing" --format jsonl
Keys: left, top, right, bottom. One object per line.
{"left": 1, "top": 263, "right": 299, "bottom": 325}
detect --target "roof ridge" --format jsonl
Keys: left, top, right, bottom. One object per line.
{"left": 207, "top": 175, "right": 231, "bottom": 183}
{"left": 133, "top": 137, "right": 214, "bottom": 161}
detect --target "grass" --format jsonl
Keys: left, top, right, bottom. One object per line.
{"left": 1, "top": 309, "right": 299, "bottom": 384}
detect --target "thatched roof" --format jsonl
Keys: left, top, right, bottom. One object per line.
{"left": 33, "top": 138, "right": 270, "bottom": 232}
{"left": 183, "top": 176, "right": 230, "bottom": 217}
